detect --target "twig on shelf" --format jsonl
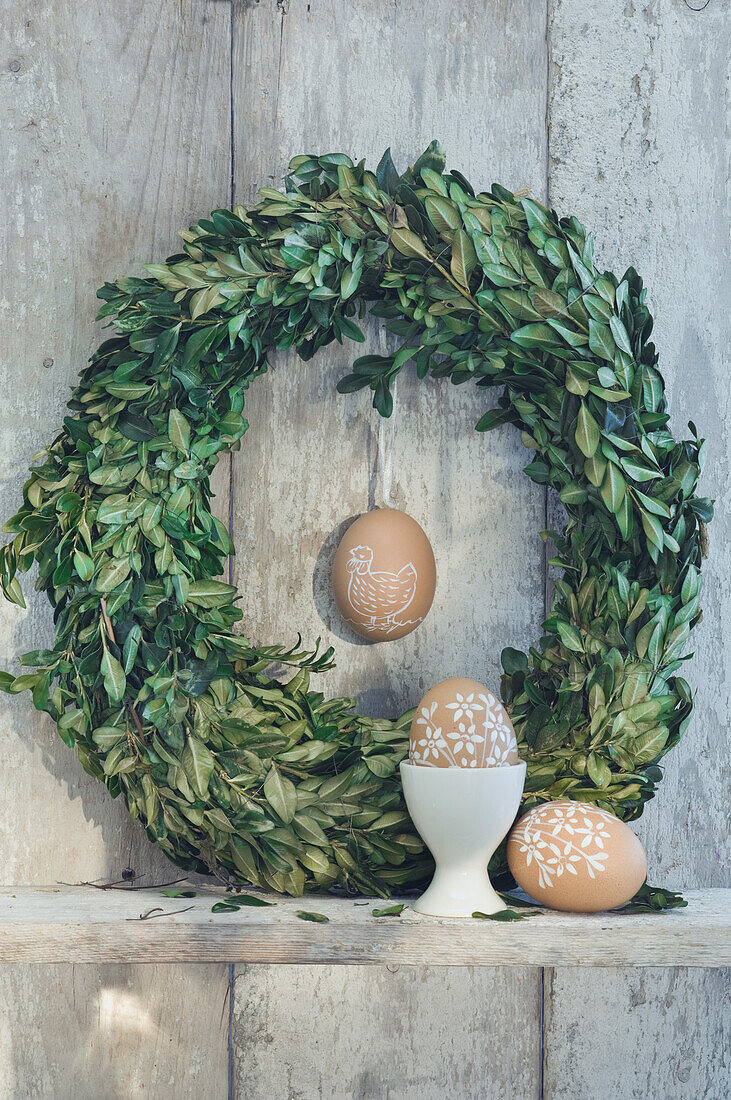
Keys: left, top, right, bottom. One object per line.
{"left": 57, "top": 875, "right": 188, "bottom": 892}
{"left": 127, "top": 906, "right": 195, "bottom": 921}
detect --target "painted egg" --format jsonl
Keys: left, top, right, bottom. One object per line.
{"left": 507, "top": 801, "right": 647, "bottom": 912}
{"left": 409, "top": 677, "right": 519, "bottom": 768}
{"left": 332, "top": 508, "right": 436, "bottom": 642}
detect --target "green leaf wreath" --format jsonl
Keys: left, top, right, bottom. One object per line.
{"left": 0, "top": 143, "right": 711, "bottom": 898}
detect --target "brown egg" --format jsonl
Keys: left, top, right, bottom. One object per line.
{"left": 409, "top": 677, "right": 519, "bottom": 768}
{"left": 332, "top": 508, "right": 436, "bottom": 642}
{"left": 507, "top": 801, "right": 647, "bottom": 912}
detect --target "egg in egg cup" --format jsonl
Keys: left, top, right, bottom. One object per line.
{"left": 400, "top": 678, "right": 526, "bottom": 918}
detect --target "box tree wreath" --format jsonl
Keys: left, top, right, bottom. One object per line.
{"left": 0, "top": 143, "right": 711, "bottom": 899}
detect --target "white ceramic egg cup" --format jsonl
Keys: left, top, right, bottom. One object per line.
{"left": 400, "top": 761, "right": 526, "bottom": 918}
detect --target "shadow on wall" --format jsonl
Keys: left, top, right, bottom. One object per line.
{"left": 312, "top": 513, "right": 374, "bottom": 647}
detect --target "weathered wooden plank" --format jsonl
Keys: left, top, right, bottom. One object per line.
{"left": 546, "top": 2, "right": 730, "bottom": 1095}
{"left": 548, "top": 0, "right": 729, "bottom": 885}
{"left": 0, "top": 886, "right": 728, "bottom": 967}
{"left": 544, "top": 967, "right": 731, "bottom": 1100}
{"left": 0, "top": 963, "right": 228, "bottom": 1100}
{"left": 0, "top": 0, "right": 233, "bottom": 885}
{"left": 233, "top": 964, "right": 540, "bottom": 1100}
{"left": 0, "top": 2, "right": 231, "bottom": 1095}
{"left": 230, "top": 0, "right": 549, "bottom": 703}
{"left": 230, "top": 0, "right": 545, "bottom": 1094}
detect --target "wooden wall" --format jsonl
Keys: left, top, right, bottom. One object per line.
{"left": 0, "top": 1, "right": 727, "bottom": 1097}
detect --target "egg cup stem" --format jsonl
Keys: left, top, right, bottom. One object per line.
{"left": 400, "top": 762, "right": 526, "bottom": 919}
{"left": 417, "top": 863, "right": 507, "bottom": 917}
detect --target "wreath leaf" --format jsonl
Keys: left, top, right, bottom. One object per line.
{"left": 100, "top": 651, "right": 126, "bottom": 705}
{"left": 264, "top": 766, "right": 298, "bottom": 825}
{"left": 575, "top": 402, "right": 600, "bottom": 458}
{"left": 182, "top": 736, "right": 215, "bottom": 800}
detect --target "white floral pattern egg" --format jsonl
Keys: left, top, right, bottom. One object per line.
{"left": 409, "top": 677, "right": 519, "bottom": 768}
{"left": 507, "top": 800, "right": 647, "bottom": 912}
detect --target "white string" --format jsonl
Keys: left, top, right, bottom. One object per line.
{"left": 376, "top": 377, "right": 396, "bottom": 508}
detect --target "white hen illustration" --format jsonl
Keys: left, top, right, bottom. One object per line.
{"left": 345, "top": 544, "right": 419, "bottom": 633}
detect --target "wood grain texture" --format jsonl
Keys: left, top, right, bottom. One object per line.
{"left": 0, "top": 887, "right": 728, "bottom": 967}
{"left": 233, "top": 964, "right": 540, "bottom": 1100}
{"left": 230, "top": 0, "right": 548, "bottom": 1095}
{"left": 0, "top": 963, "right": 228, "bottom": 1100}
{"left": 546, "top": 4, "right": 730, "bottom": 1096}
{"left": 544, "top": 967, "right": 731, "bottom": 1100}
{"left": 0, "top": 3, "right": 231, "bottom": 1096}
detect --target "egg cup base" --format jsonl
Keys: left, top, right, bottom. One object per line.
{"left": 412, "top": 867, "right": 506, "bottom": 918}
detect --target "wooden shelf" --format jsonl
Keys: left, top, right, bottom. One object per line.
{"left": 0, "top": 886, "right": 728, "bottom": 967}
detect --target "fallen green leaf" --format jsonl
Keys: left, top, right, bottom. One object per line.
{"left": 473, "top": 909, "right": 535, "bottom": 922}
{"left": 372, "top": 904, "right": 405, "bottom": 917}
{"left": 615, "top": 883, "right": 687, "bottom": 913}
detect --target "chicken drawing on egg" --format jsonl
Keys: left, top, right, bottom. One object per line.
{"left": 332, "top": 509, "right": 436, "bottom": 641}
{"left": 346, "top": 545, "right": 418, "bottom": 629}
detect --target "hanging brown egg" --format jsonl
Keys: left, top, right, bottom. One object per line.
{"left": 332, "top": 508, "right": 436, "bottom": 642}
{"left": 409, "top": 677, "right": 519, "bottom": 768}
